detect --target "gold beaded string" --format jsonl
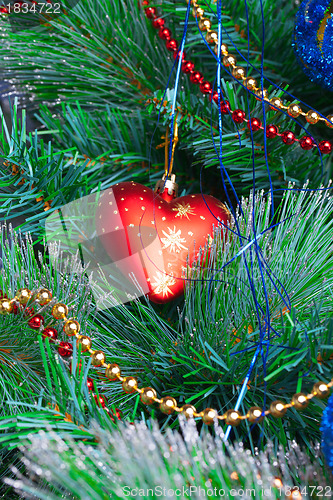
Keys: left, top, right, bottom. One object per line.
{"left": 0, "top": 287, "right": 296, "bottom": 491}
{"left": 1, "top": 288, "right": 332, "bottom": 426}
{"left": 188, "top": 0, "right": 333, "bottom": 129}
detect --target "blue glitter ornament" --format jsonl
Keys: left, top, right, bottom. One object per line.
{"left": 293, "top": 0, "right": 333, "bottom": 90}
{"left": 321, "top": 392, "right": 333, "bottom": 473}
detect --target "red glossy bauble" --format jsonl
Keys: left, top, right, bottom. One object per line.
{"left": 248, "top": 117, "right": 262, "bottom": 132}
{"left": 182, "top": 60, "right": 195, "bottom": 73}
{"left": 42, "top": 327, "right": 58, "bottom": 342}
{"left": 220, "top": 101, "right": 231, "bottom": 114}
{"left": 211, "top": 93, "right": 231, "bottom": 115}
{"left": 28, "top": 314, "right": 45, "bottom": 330}
{"left": 190, "top": 71, "right": 204, "bottom": 84}
{"left": 300, "top": 136, "right": 314, "bottom": 150}
{"left": 152, "top": 17, "right": 165, "bottom": 29}
{"left": 232, "top": 109, "right": 246, "bottom": 124}
{"left": 87, "top": 377, "right": 94, "bottom": 391}
{"left": 58, "top": 341, "right": 73, "bottom": 358}
{"left": 173, "top": 50, "right": 186, "bottom": 61}
{"left": 281, "top": 131, "right": 296, "bottom": 145}
{"left": 199, "top": 81, "right": 212, "bottom": 94}
{"left": 94, "top": 394, "right": 107, "bottom": 408}
{"left": 145, "top": 6, "right": 156, "bottom": 18}
{"left": 95, "top": 182, "right": 229, "bottom": 303}
{"left": 159, "top": 27, "right": 171, "bottom": 40}
{"left": 166, "top": 39, "right": 178, "bottom": 52}
{"left": 319, "top": 140, "right": 332, "bottom": 154}
{"left": 266, "top": 125, "right": 278, "bottom": 138}
{"left": 107, "top": 408, "right": 122, "bottom": 422}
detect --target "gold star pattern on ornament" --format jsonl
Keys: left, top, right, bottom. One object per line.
{"left": 216, "top": 202, "right": 230, "bottom": 215}
{"left": 161, "top": 226, "right": 188, "bottom": 253}
{"left": 171, "top": 202, "right": 196, "bottom": 219}
{"left": 151, "top": 271, "right": 176, "bottom": 297}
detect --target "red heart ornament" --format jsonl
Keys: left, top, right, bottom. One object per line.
{"left": 95, "top": 181, "right": 229, "bottom": 303}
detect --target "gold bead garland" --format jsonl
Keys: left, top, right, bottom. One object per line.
{"left": 0, "top": 297, "right": 13, "bottom": 314}
{"left": 4, "top": 287, "right": 333, "bottom": 426}
{"left": 63, "top": 319, "right": 80, "bottom": 336}
{"left": 77, "top": 335, "right": 92, "bottom": 352}
{"left": 52, "top": 303, "right": 68, "bottom": 319}
{"left": 140, "top": 387, "right": 157, "bottom": 405}
{"left": 36, "top": 288, "right": 53, "bottom": 306}
{"left": 189, "top": 0, "right": 333, "bottom": 128}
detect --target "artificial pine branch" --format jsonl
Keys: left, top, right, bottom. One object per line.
{"left": 36, "top": 102, "right": 165, "bottom": 187}
{"left": 0, "top": 335, "right": 121, "bottom": 497}
{"left": 0, "top": 100, "right": 165, "bottom": 239}
{"left": 0, "top": 0, "right": 172, "bottom": 110}
{"left": 0, "top": 225, "right": 97, "bottom": 416}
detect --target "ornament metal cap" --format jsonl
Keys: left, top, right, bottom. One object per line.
{"left": 155, "top": 173, "right": 178, "bottom": 198}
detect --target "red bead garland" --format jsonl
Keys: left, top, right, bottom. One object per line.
{"left": 221, "top": 101, "right": 231, "bottom": 115}
{"left": 166, "top": 39, "right": 178, "bottom": 52}
{"left": 142, "top": 0, "right": 333, "bottom": 155}
{"left": 173, "top": 50, "right": 186, "bottom": 61}
{"left": 232, "top": 109, "right": 246, "bottom": 124}
{"left": 281, "top": 131, "right": 296, "bottom": 145}
{"left": 94, "top": 394, "right": 108, "bottom": 408}
{"left": 211, "top": 93, "right": 231, "bottom": 115}
{"left": 153, "top": 17, "right": 165, "bottom": 29}
{"left": 145, "top": 6, "right": 156, "bottom": 18}
{"left": 159, "top": 27, "right": 171, "bottom": 40}
{"left": 182, "top": 60, "right": 195, "bottom": 73}
{"left": 248, "top": 117, "right": 262, "bottom": 132}
{"left": 5, "top": 287, "right": 114, "bottom": 416}
{"left": 87, "top": 377, "right": 94, "bottom": 391}
{"left": 12, "top": 304, "right": 35, "bottom": 317}
{"left": 58, "top": 341, "right": 73, "bottom": 358}
{"left": 266, "top": 125, "right": 278, "bottom": 138}
{"left": 28, "top": 314, "right": 45, "bottom": 330}
{"left": 42, "top": 327, "right": 58, "bottom": 342}
{"left": 319, "top": 140, "right": 332, "bottom": 154}
{"left": 199, "top": 81, "right": 212, "bottom": 94}
{"left": 300, "top": 136, "right": 314, "bottom": 151}
{"left": 190, "top": 71, "right": 204, "bottom": 85}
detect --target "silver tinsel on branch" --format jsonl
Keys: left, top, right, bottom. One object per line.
{"left": 4, "top": 417, "right": 331, "bottom": 499}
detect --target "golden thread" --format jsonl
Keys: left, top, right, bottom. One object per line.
{"left": 317, "top": 0, "right": 333, "bottom": 54}
{"left": 156, "top": 118, "right": 179, "bottom": 178}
